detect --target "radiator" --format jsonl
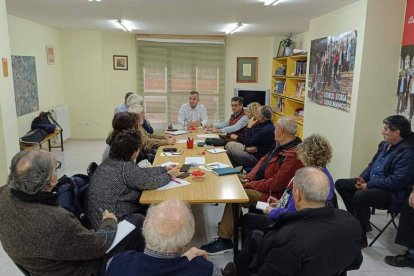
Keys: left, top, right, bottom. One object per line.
{"left": 49, "top": 105, "right": 71, "bottom": 141}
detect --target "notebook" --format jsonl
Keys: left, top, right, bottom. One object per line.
{"left": 211, "top": 167, "right": 239, "bottom": 176}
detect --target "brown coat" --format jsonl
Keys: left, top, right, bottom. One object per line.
{"left": 0, "top": 186, "right": 116, "bottom": 276}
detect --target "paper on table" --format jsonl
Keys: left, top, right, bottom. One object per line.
{"left": 157, "top": 178, "right": 191, "bottom": 190}
{"left": 106, "top": 220, "right": 136, "bottom": 253}
{"left": 165, "top": 130, "right": 188, "bottom": 135}
{"left": 196, "top": 134, "right": 220, "bottom": 139}
{"left": 159, "top": 161, "right": 180, "bottom": 167}
{"left": 256, "top": 201, "right": 270, "bottom": 211}
{"left": 199, "top": 162, "right": 230, "bottom": 172}
{"left": 160, "top": 152, "right": 182, "bottom": 157}
{"left": 185, "top": 157, "right": 205, "bottom": 165}
{"left": 207, "top": 148, "right": 227, "bottom": 154}
{"left": 176, "top": 139, "right": 204, "bottom": 144}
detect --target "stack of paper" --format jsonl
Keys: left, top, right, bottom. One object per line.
{"left": 207, "top": 148, "right": 226, "bottom": 154}
{"left": 165, "top": 130, "right": 189, "bottom": 135}
{"left": 184, "top": 157, "right": 205, "bottom": 165}
{"left": 199, "top": 162, "right": 230, "bottom": 172}
{"left": 157, "top": 178, "right": 191, "bottom": 190}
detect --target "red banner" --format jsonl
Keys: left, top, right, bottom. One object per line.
{"left": 402, "top": 0, "right": 414, "bottom": 46}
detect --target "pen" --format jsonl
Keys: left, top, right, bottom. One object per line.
{"left": 172, "top": 179, "right": 181, "bottom": 184}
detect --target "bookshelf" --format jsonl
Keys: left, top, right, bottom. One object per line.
{"left": 270, "top": 54, "right": 307, "bottom": 138}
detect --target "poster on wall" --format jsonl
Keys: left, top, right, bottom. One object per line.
{"left": 11, "top": 56, "right": 39, "bottom": 116}
{"left": 396, "top": 0, "right": 414, "bottom": 120}
{"left": 307, "top": 30, "right": 357, "bottom": 112}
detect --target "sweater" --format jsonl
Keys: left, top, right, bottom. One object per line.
{"left": 105, "top": 250, "right": 215, "bottom": 276}
{"left": 87, "top": 158, "right": 171, "bottom": 230}
{"left": 244, "top": 120, "right": 275, "bottom": 158}
{"left": 0, "top": 186, "right": 116, "bottom": 276}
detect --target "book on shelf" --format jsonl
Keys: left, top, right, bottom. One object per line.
{"left": 294, "top": 61, "right": 307, "bottom": 76}
{"left": 295, "top": 82, "right": 305, "bottom": 97}
{"left": 277, "top": 98, "right": 284, "bottom": 113}
{"left": 274, "top": 81, "right": 285, "bottom": 94}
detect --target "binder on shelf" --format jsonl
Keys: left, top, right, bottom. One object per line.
{"left": 211, "top": 167, "right": 239, "bottom": 176}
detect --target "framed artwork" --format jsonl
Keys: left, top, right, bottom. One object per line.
{"left": 46, "top": 45, "right": 54, "bottom": 65}
{"left": 237, "top": 57, "right": 258, "bottom": 83}
{"left": 113, "top": 55, "right": 128, "bottom": 70}
{"left": 276, "top": 41, "right": 285, "bottom": 58}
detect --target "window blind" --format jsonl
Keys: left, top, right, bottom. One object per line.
{"left": 137, "top": 41, "right": 225, "bottom": 130}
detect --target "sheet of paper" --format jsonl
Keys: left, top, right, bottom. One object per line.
{"left": 256, "top": 201, "right": 270, "bottom": 211}
{"left": 207, "top": 148, "right": 227, "bottom": 154}
{"left": 106, "top": 220, "right": 136, "bottom": 253}
{"left": 176, "top": 139, "right": 204, "bottom": 144}
{"left": 160, "top": 152, "right": 182, "bottom": 157}
{"left": 159, "top": 161, "right": 180, "bottom": 167}
{"left": 157, "top": 178, "right": 191, "bottom": 190}
{"left": 165, "top": 130, "right": 188, "bottom": 135}
{"left": 185, "top": 157, "right": 205, "bottom": 165}
{"left": 196, "top": 134, "right": 220, "bottom": 139}
{"left": 199, "top": 162, "right": 230, "bottom": 172}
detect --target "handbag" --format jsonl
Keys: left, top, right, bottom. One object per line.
{"left": 205, "top": 138, "right": 226, "bottom": 147}
{"left": 20, "top": 129, "right": 48, "bottom": 143}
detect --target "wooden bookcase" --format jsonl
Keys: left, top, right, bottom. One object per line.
{"left": 270, "top": 54, "right": 307, "bottom": 138}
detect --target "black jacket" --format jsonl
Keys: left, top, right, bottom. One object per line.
{"left": 252, "top": 206, "right": 363, "bottom": 276}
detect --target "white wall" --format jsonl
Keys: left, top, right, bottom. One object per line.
{"left": 8, "top": 16, "right": 65, "bottom": 136}
{"left": 0, "top": 0, "right": 19, "bottom": 181}
{"left": 61, "top": 31, "right": 137, "bottom": 139}
{"left": 225, "top": 36, "right": 275, "bottom": 117}
{"left": 304, "top": 0, "right": 405, "bottom": 179}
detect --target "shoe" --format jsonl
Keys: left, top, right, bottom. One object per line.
{"left": 384, "top": 252, "right": 414, "bottom": 268}
{"left": 222, "top": 262, "right": 236, "bottom": 276}
{"left": 200, "top": 237, "right": 233, "bottom": 255}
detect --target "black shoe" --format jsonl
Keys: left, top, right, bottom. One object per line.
{"left": 222, "top": 262, "right": 236, "bottom": 276}
{"left": 384, "top": 252, "right": 414, "bottom": 268}
{"left": 200, "top": 237, "right": 233, "bottom": 255}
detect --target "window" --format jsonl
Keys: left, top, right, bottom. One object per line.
{"left": 138, "top": 41, "right": 225, "bottom": 130}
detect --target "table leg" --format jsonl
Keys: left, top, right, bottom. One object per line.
{"left": 232, "top": 203, "right": 240, "bottom": 261}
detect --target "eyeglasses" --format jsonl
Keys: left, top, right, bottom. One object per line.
{"left": 55, "top": 161, "right": 62, "bottom": 171}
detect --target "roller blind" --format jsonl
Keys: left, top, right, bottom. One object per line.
{"left": 137, "top": 41, "right": 225, "bottom": 130}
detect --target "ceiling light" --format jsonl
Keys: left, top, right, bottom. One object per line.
{"left": 226, "top": 23, "right": 244, "bottom": 35}
{"left": 88, "top": 0, "right": 102, "bottom": 2}
{"left": 264, "top": 0, "right": 285, "bottom": 6}
{"left": 116, "top": 19, "right": 132, "bottom": 32}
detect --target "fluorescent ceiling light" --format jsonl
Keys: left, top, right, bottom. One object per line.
{"left": 116, "top": 19, "right": 133, "bottom": 32}
{"left": 225, "top": 23, "right": 244, "bottom": 35}
{"left": 264, "top": 0, "right": 286, "bottom": 6}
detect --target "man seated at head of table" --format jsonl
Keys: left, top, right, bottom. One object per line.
{"left": 201, "top": 116, "right": 303, "bottom": 255}
{"left": 178, "top": 91, "right": 208, "bottom": 130}
{"left": 205, "top": 96, "right": 249, "bottom": 144}
{"left": 106, "top": 199, "right": 234, "bottom": 276}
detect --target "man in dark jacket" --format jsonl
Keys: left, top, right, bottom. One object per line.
{"left": 225, "top": 106, "right": 275, "bottom": 168}
{"left": 235, "top": 167, "right": 363, "bottom": 276}
{"left": 336, "top": 115, "right": 414, "bottom": 247}
{"left": 0, "top": 150, "right": 118, "bottom": 276}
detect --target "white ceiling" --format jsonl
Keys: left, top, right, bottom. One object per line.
{"left": 5, "top": 0, "right": 360, "bottom": 36}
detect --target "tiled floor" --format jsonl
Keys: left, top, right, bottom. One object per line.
{"left": 0, "top": 140, "right": 413, "bottom": 275}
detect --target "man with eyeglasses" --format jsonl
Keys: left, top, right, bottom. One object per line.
{"left": 205, "top": 97, "right": 249, "bottom": 143}
{"left": 0, "top": 150, "right": 119, "bottom": 275}
{"left": 336, "top": 115, "right": 414, "bottom": 248}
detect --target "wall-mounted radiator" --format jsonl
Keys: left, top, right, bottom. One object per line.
{"left": 49, "top": 105, "right": 71, "bottom": 141}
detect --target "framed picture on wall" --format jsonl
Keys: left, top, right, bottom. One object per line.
{"left": 237, "top": 57, "right": 258, "bottom": 83}
{"left": 46, "top": 45, "right": 55, "bottom": 65}
{"left": 113, "top": 55, "right": 128, "bottom": 70}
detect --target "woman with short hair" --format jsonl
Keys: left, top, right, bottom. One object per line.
{"left": 88, "top": 129, "right": 179, "bottom": 230}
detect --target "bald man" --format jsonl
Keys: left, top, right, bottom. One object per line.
{"left": 106, "top": 200, "right": 226, "bottom": 276}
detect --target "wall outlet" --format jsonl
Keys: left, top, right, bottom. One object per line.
{"left": 79, "top": 122, "right": 89, "bottom": 126}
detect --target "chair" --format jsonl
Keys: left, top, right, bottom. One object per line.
{"left": 369, "top": 209, "right": 400, "bottom": 247}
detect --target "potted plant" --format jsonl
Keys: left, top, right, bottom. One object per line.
{"left": 282, "top": 33, "right": 294, "bottom": 56}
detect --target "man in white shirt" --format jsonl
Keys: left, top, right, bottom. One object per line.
{"left": 178, "top": 91, "right": 208, "bottom": 129}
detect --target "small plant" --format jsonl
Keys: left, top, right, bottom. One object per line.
{"left": 282, "top": 33, "right": 294, "bottom": 47}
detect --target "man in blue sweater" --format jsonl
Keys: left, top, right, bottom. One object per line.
{"left": 105, "top": 199, "right": 223, "bottom": 276}
{"left": 336, "top": 115, "right": 414, "bottom": 248}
